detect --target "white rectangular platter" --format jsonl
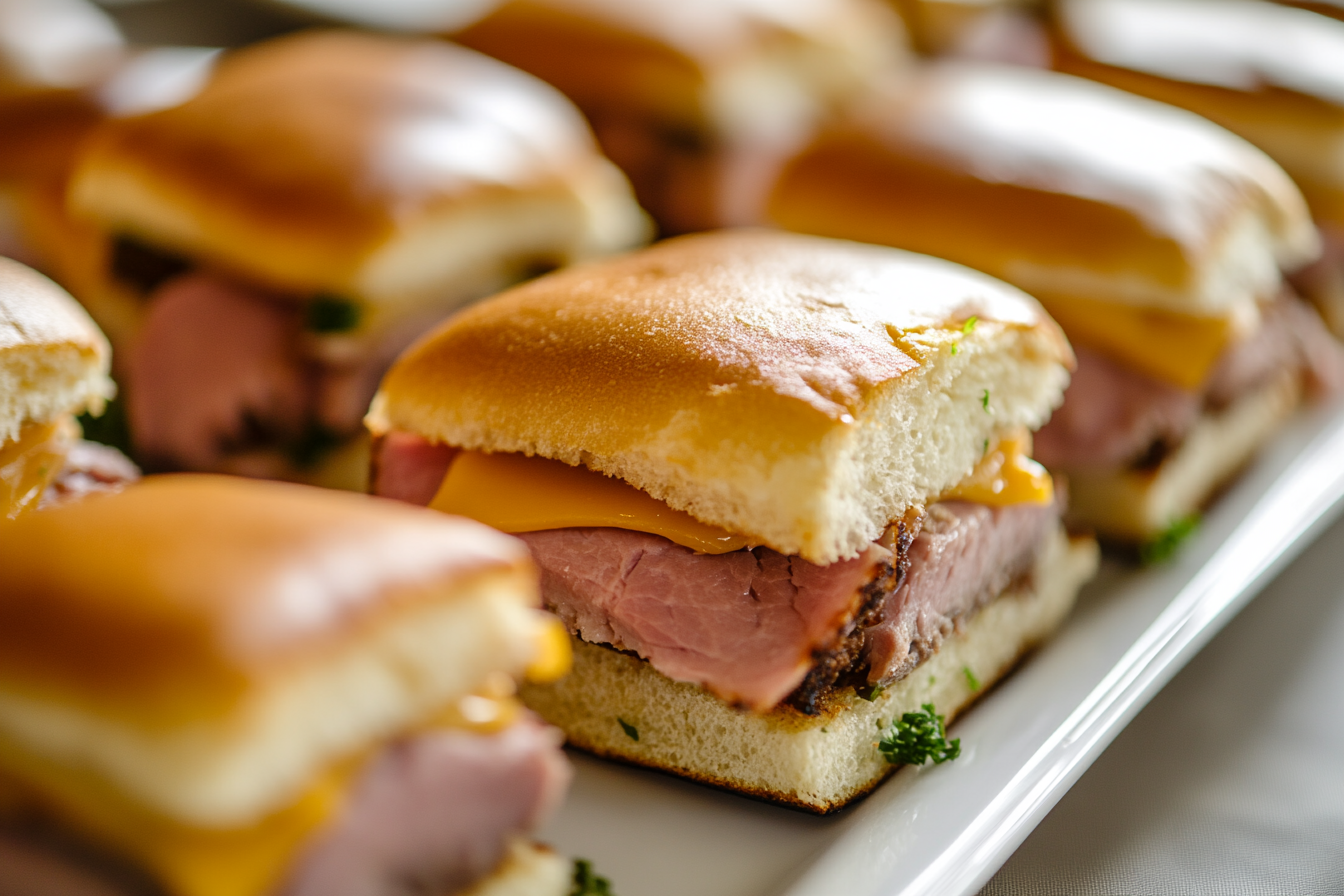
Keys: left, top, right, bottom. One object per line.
{"left": 537, "top": 397, "right": 1344, "bottom": 896}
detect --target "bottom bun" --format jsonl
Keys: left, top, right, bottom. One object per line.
{"left": 1066, "top": 374, "right": 1299, "bottom": 541}
{"left": 462, "top": 839, "right": 572, "bottom": 896}
{"left": 521, "top": 527, "right": 1099, "bottom": 814}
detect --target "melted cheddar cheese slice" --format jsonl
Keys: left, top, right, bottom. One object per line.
{"left": 1039, "top": 292, "right": 1235, "bottom": 391}
{"left": 1, "top": 421, "right": 71, "bottom": 519}
{"left": 431, "top": 451, "right": 753, "bottom": 554}
{"left": 431, "top": 437, "right": 1053, "bottom": 555}
{"left": 941, "top": 434, "right": 1054, "bottom": 506}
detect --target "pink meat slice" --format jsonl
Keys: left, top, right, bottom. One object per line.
{"left": 38, "top": 442, "right": 140, "bottom": 510}
{"left": 519, "top": 528, "right": 888, "bottom": 710}
{"left": 1035, "top": 295, "right": 1344, "bottom": 471}
{"left": 285, "top": 714, "right": 570, "bottom": 896}
{"left": 370, "top": 432, "right": 458, "bottom": 506}
{"left": 127, "top": 272, "right": 308, "bottom": 470}
{"left": 861, "top": 500, "right": 1057, "bottom": 685}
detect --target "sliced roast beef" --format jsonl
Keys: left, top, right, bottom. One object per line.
{"left": 38, "top": 441, "right": 140, "bottom": 510}
{"left": 1036, "top": 294, "right": 1344, "bottom": 471}
{"left": 861, "top": 499, "right": 1057, "bottom": 686}
{"left": 285, "top": 714, "right": 569, "bottom": 896}
{"left": 127, "top": 272, "right": 309, "bottom": 470}
{"left": 519, "top": 528, "right": 889, "bottom": 710}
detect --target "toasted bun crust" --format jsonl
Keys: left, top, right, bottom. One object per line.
{"left": 0, "top": 257, "right": 111, "bottom": 444}
{"left": 767, "top": 63, "right": 1318, "bottom": 322}
{"left": 521, "top": 527, "right": 1098, "bottom": 813}
{"left": 453, "top": 0, "right": 906, "bottom": 137}
{"left": 1052, "top": 0, "right": 1344, "bottom": 229}
{"left": 372, "top": 230, "right": 1072, "bottom": 563}
{"left": 1066, "top": 371, "right": 1299, "bottom": 540}
{"left": 68, "top": 31, "right": 646, "bottom": 306}
{"left": 0, "top": 474, "right": 550, "bottom": 825}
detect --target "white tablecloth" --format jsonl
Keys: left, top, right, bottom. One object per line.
{"left": 982, "top": 512, "right": 1344, "bottom": 896}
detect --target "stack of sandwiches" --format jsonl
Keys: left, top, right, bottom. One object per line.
{"left": 0, "top": 255, "right": 134, "bottom": 519}
{"left": 368, "top": 229, "right": 1099, "bottom": 811}
{"left": 450, "top": 0, "right": 908, "bottom": 234}
{"left": 59, "top": 29, "right": 647, "bottom": 488}
{"left": 0, "top": 474, "right": 574, "bottom": 896}
{"left": 1049, "top": 0, "right": 1344, "bottom": 338}
{"left": 760, "top": 63, "right": 1344, "bottom": 540}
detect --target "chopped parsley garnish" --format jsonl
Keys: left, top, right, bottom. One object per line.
{"left": 306, "top": 294, "right": 362, "bottom": 333}
{"left": 950, "top": 342, "right": 959, "bottom": 355}
{"left": 981, "top": 389, "right": 991, "bottom": 412}
{"left": 570, "top": 859, "right": 614, "bottom": 896}
{"left": 856, "top": 683, "right": 885, "bottom": 702}
{"left": 617, "top": 718, "right": 639, "bottom": 742}
{"left": 1140, "top": 514, "right": 1201, "bottom": 565}
{"left": 928, "top": 674, "right": 937, "bottom": 686}
{"left": 982, "top": 437, "right": 990, "bottom": 457}
{"left": 878, "top": 703, "right": 961, "bottom": 767}
{"left": 962, "top": 666, "right": 981, "bottom": 692}
{"left": 962, "top": 316, "right": 979, "bottom": 334}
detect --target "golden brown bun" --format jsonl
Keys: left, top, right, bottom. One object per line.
{"left": 371, "top": 229, "right": 1072, "bottom": 564}
{"left": 0, "top": 474, "right": 550, "bottom": 825}
{"left": 1051, "top": 0, "right": 1344, "bottom": 229}
{"left": 521, "top": 526, "right": 1098, "bottom": 813}
{"left": 0, "top": 257, "right": 111, "bottom": 445}
{"left": 767, "top": 63, "right": 1317, "bottom": 325}
{"left": 453, "top": 0, "right": 906, "bottom": 137}
{"left": 68, "top": 30, "right": 647, "bottom": 307}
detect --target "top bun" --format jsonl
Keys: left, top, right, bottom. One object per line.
{"left": 1052, "top": 0, "right": 1344, "bottom": 228}
{"left": 68, "top": 30, "right": 647, "bottom": 307}
{"left": 0, "top": 256, "right": 111, "bottom": 444}
{"left": 371, "top": 230, "right": 1072, "bottom": 564}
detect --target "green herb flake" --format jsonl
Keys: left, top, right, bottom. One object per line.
{"left": 927, "top": 675, "right": 937, "bottom": 687}
{"left": 570, "top": 859, "right": 614, "bottom": 896}
{"left": 962, "top": 666, "right": 981, "bottom": 692}
{"left": 878, "top": 703, "right": 961, "bottom": 767}
{"left": 1140, "top": 514, "right": 1201, "bottom": 565}
{"left": 856, "top": 683, "right": 885, "bottom": 702}
{"left": 950, "top": 342, "right": 960, "bottom": 355}
{"left": 821, "top": 726, "right": 829, "bottom": 734}
{"left": 306, "top": 294, "right": 362, "bottom": 334}
{"left": 982, "top": 438, "right": 990, "bottom": 457}
{"left": 962, "top": 316, "right": 978, "bottom": 334}
{"left": 981, "top": 389, "right": 991, "bottom": 412}
{"left": 617, "top": 718, "right": 639, "bottom": 742}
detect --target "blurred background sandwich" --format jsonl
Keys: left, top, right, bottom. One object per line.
{"left": 59, "top": 28, "right": 648, "bottom": 489}
{"left": 447, "top": 0, "right": 909, "bottom": 235}
{"left": 0, "top": 474, "right": 574, "bottom": 896}
{"left": 367, "top": 230, "right": 1098, "bottom": 812}
{"left": 1048, "top": 0, "right": 1344, "bottom": 339}
{"left": 761, "top": 64, "right": 1344, "bottom": 542}
{"left": 0, "top": 255, "right": 135, "bottom": 519}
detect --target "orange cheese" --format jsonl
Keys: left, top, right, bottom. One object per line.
{"left": 1038, "top": 292, "right": 1234, "bottom": 391}
{"left": 0, "top": 692, "right": 528, "bottom": 896}
{"left": 430, "top": 450, "right": 753, "bottom": 554}
{"left": 941, "top": 433, "right": 1054, "bottom": 506}
{"left": 1, "top": 420, "right": 72, "bottom": 519}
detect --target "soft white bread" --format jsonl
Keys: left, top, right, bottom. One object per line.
{"left": 0, "top": 475, "right": 552, "bottom": 827}
{"left": 1052, "top": 0, "right": 1344, "bottom": 231}
{"left": 1066, "top": 372, "right": 1300, "bottom": 539}
{"left": 370, "top": 229, "right": 1074, "bottom": 564}
{"left": 67, "top": 31, "right": 647, "bottom": 313}
{"left": 520, "top": 526, "right": 1099, "bottom": 813}
{"left": 464, "top": 840, "right": 571, "bottom": 896}
{"left": 0, "top": 256, "right": 112, "bottom": 445}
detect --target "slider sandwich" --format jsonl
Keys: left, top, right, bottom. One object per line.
{"left": 367, "top": 230, "right": 1099, "bottom": 812}
{"left": 1050, "top": 0, "right": 1344, "bottom": 337}
{"left": 0, "top": 474, "right": 574, "bottom": 896}
{"left": 0, "top": 0, "right": 123, "bottom": 270}
{"left": 0, "top": 255, "right": 135, "bottom": 518}
{"left": 450, "top": 0, "right": 908, "bottom": 235}
{"left": 63, "top": 30, "right": 648, "bottom": 488}
{"left": 763, "top": 64, "right": 1344, "bottom": 541}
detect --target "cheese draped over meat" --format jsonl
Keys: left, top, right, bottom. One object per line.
{"left": 430, "top": 435, "right": 1053, "bottom": 555}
